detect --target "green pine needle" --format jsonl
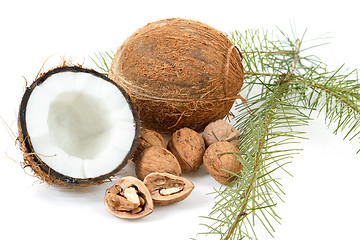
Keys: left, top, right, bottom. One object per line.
{"left": 89, "top": 50, "right": 114, "bottom": 75}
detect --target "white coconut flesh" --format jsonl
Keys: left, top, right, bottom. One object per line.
{"left": 25, "top": 71, "right": 136, "bottom": 179}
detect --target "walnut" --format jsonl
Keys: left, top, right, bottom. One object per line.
{"left": 167, "top": 127, "right": 205, "bottom": 173}
{"left": 203, "top": 141, "right": 243, "bottom": 184}
{"left": 133, "top": 128, "right": 166, "bottom": 161}
{"left": 202, "top": 119, "right": 241, "bottom": 147}
{"left": 143, "top": 172, "right": 194, "bottom": 206}
{"left": 135, "top": 146, "right": 182, "bottom": 181}
{"left": 104, "top": 176, "right": 153, "bottom": 219}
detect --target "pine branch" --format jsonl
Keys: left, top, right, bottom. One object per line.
{"left": 224, "top": 38, "right": 301, "bottom": 240}
{"left": 197, "top": 27, "right": 360, "bottom": 240}
{"left": 291, "top": 67, "right": 360, "bottom": 149}
{"left": 196, "top": 29, "right": 310, "bottom": 240}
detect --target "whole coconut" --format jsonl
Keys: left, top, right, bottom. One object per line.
{"left": 109, "top": 18, "right": 244, "bottom": 134}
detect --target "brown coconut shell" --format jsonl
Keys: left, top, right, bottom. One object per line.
{"left": 17, "top": 66, "right": 141, "bottom": 186}
{"left": 109, "top": 18, "right": 244, "bottom": 134}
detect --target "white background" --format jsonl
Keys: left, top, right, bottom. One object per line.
{"left": 1, "top": 0, "right": 360, "bottom": 239}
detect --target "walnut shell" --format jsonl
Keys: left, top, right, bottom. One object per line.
{"left": 167, "top": 127, "right": 205, "bottom": 173}
{"left": 133, "top": 128, "right": 166, "bottom": 161}
{"left": 135, "top": 146, "right": 182, "bottom": 180}
{"left": 202, "top": 119, "right": 241, "bottom": 147}
{"left": 143, "top": 172, "right": 194, "bottom": 206}
{"left": 203, "top": 141, "right": 243, "bottom": 184}
{"left": 104, "top": 176, "right": 154, "bottom": 219}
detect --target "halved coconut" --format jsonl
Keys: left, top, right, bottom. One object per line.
{"left": 18, "top": 66, "right": 140, "bottom": 186}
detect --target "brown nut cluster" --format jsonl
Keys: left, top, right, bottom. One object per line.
{"left": 135, "top": 146, "right": 182, "bottom": 181}
{"left": 168, "top": 127, "right": 205, "bottom": 173}
{"left": 104, "top": 176, "right": 154, "bottom": 219}
{"left": 133, "top": 128, "right": 167, "bottom": 160}
{"left": 134, "top": 125, "right": 243, "bottom": 186}
{"left": 203, "top": 141, "right": 243, "bottom": 184}
{"left": 202, "top": 119, "right": 241, "bottom": 147}
{"left": 105, "top": 122, "right": 243, "bottom": 219}
{"left": 143, "top": 172, "right": 194, "bottom": 206}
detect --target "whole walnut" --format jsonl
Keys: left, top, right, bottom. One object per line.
{"left": 168, "top": 127, "right": 205, "bottom": 173}
{"left": 202, "top": 119, "right": 241, "bottom": 147}
{"left": 133, "top": 128, "right": 167, "bottom": 160}
{"left": 203, "top": 141, "right": 243, "bottom": 184}
{"left": 135, "top": 146, "right": 182, "bottom": 180}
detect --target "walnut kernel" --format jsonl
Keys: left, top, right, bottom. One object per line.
{"left": 104, "top": 176, "right": 153, "bottom": 219}
{"left": 143, "top": 172, "right": 194, "bottom": 206}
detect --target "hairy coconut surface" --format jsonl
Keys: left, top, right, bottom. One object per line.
{"left": 18, "top": 66, "right": 140, "bottom": 186}
{"left": 109, "top": 18, "right": 244, "bottom": 134}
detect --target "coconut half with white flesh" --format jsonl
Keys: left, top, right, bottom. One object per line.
{"left": 18, "top": 66, "right": 140, "bottom": 186}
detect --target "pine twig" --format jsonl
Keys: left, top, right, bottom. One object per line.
{"left": 224, "top": 39, "right": 301, "bottom": 240}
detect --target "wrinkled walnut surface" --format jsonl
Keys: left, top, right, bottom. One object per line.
{"left": 168, "top": 127, "right": 205, "bottom": 173}
{"left": 143, "top": 172, "right": 194, "bottom": 206}
{"left": 203, "top": 141, "right": 243, "bottom": 184}
{"left": 134, "top": 128, "right": 166, "bottom": 160}
{"left": 104, "top": 176, "right": 153, "bottom": 219}
{"left": 135, "top": 146, "right": 182, "bottom": 180}
{"left": 202, "top": 119, "right": 241, "bottom": 147}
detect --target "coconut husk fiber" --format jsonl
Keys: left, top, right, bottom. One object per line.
{"left": 109, "top": 18, "right": 244, "bottom": 135}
